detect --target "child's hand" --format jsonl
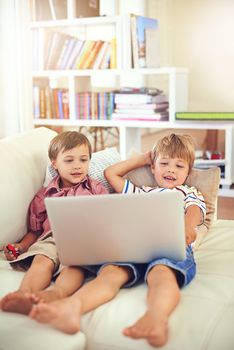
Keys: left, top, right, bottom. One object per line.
{"left": 141, "top": 151, "right": 152, "bottom": 166}
{"left": 185, "top": 225, "right": 197, "bottom": 245}
{"left": 3, "top": 243, "right": 22, "bottom": 260}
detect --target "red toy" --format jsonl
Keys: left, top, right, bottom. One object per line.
{"left": 6, "top": 244, "right": 20, "bottom": 258}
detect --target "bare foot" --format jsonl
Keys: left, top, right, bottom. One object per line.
{"left": 29, "top": 297, "right": 81, "bottom": 334}
{"left": 123, "top": 312, "right": 168, "bottom": 347}
{"left": 0, "top": 291, "right": 40, "bottom": 315}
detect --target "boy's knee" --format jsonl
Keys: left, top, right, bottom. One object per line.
{"left": 98, "top": 264, "right": 131, "bottom": 286}
{"left": 33, "top": 255, "right": 54, "bottom": 269}
{"left": 147, "top": 265, "right": 174, "bottom": 284}
{"left": 100, "top": 264, "right": 124, "bottom": 276}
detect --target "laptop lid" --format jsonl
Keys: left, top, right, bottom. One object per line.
{"left": 45, "top": 191, "right": 186, "bottom": 266}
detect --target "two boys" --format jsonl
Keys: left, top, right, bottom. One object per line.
{"left": 1, "top": 132, "right": 206, "bottom": 347}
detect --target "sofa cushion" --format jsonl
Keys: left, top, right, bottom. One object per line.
{"left": 79, "top": 220, "right": 234, "bottom": 350}
{"left": 0, "top": 127, "right": 57, "bottom": 246}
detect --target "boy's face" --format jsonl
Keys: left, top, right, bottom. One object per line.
{"left": 151, "top": 154, "right": 189, "bottom": 189}
{"left": 52, "top": 144, "right": 90, "bottom": 188}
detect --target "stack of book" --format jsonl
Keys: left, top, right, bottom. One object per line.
{"left": 76, "top": 91, "right": 115, "bottom": 120}
{"left": 111, "top": 88, "right": 169, "bottom": 121}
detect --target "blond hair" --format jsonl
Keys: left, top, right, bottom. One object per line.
{"left": 151, "top": 133, "right": 195, "bottom": 173}
{"left": 48, "top": 131, "right": 92, "bottom": 161}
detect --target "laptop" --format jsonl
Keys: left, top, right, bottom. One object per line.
{"left": 45, "top": 191, "right": 186, "bottom": 266}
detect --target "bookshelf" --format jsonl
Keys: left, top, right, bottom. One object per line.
{"left": 30, "top": 1, "right": 234, "bottom": 193}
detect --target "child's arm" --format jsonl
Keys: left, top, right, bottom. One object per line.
{"left": 4, "top": 230, "right": 41, "bottom": 261}
{"left": 184, "top": 205, "right": 202, "bottom": 245}
{"left": 104, "top": 152, "right": 151, "bottom": 193}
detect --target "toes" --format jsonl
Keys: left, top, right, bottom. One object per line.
{"left": 123, "top": 326, "right": 143, "bottom": 339}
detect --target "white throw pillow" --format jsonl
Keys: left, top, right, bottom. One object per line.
{"left": 44, "top": 147, "right": 121, "bottom": 193}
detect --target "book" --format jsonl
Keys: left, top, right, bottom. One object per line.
{"left": 76, "top": 41, "right": 95, "bottom": 69}
{"left": 82, "top": 40, "right": 104, "bottom": 69}
{"left": 145, "top": 28, "right": 160, "bottom": 68}
{"left": 176, "top": 112, "right": 234, "bottom": 120}
{"left": 92, "top": 41, "right": 109, "bottom": 69}
{"left": 46, "top": 32, "right": 67, "bottom": 70}
{"left": 55, "top": 35, "right": 71, "bottom": 69}
{"left": 39, "top": 87, "right": 46, "bottom": 118}
{"left": 111, "top": 117, "right": 167, "bottom": 122}
{"left": 33, "top": 86, "right": 40, "bottom": 118}
{"left": 57, "top": 89, "right": 64, "bottom": 119}
{"left": 75, "top": 0, "right": 99, "bottom": 18}
{"left": 65, "top": 39, "right": 84, "bottom": 69}
{"left": 73, "top": 41, "right": 91, "bottom": 69}
{"left": 52, "top": 89, "right": 60, "bottom": 119}
{"left": 131, "top": 15, "right": 158, "bottom": 68}
{"left": 114, "top": 108, "right": 168, "bottom": 115}
{"left": 111, "top": 111, "right": 168, "bottom": 121}
{"left": 79, "top": 41, "right": 97, "bottom": 69}
{"left": 114, "top": 93, "right": 168, "bottom": 104}
{"left": 48, "top": 0, "right": 67, "bottom": 20}
{"left": 62, "top": 90, "right": 69, "bottom": 119}
{"left": 130, "top": 14, "right": 139, "bottom": 68}
{"left": 35, "top": 0, "right": 53, "bottom": 20}
{"left": 59, "top": 37, "right": 77, "bottom": 70}
{"left": 115, "top": 102, "right": 169, "bottom": 111}
{"left": 45, "top": 85, "right": 52, "bottom": 118}
{"left": 110, "top": 38, "right": 117, "bottom": 69}
{"left": 99, "top": 42, "right": 111, "bottom": 69}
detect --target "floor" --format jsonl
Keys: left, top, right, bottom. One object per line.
{"left": 217, "top": 197, "right": 234, "bottom": 220}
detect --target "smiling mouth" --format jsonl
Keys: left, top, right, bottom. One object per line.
{"left": 164, "top": 176, "right": 176, "bottom": 181}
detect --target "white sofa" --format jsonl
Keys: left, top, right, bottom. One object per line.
{"left": 1, "top": 127, "right": 234, "bottom": 350}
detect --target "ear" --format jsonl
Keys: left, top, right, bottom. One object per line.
{"left": 151, "top": 163, "right": 155, "bottom": 174}
{"left": 51, "top": 159, "right": 57, "bottom": 170}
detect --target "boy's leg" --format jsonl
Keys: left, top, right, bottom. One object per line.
{"left": 123, "top": 264, "right": 180, "bottom": 347}
{"left": 35, "top": 266, "right": 85, "bottom": 302}
{"left": 0, "top": 255, "right": 55, "bottom": 314}
{"left": 30, "top": 264, "right": 132, "bottom": 334}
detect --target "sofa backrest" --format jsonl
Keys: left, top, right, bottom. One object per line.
{"left": 0, "top": 127, "right": 57, "bottom": 246}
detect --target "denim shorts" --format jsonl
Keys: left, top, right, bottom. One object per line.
{"left": 81, "top": 262, "right": 141, "bottom": 288}
{"left": 81, "top": 245, "right": 196, "bottom": 289}
{"left": 144, "top": 245, "right": 196, "bottom": 288}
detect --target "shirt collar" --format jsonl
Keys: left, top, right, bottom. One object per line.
{"left": 44, "top": 175, "right": 91, "bottom": 196}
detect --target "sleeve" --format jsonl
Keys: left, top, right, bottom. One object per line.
{"left": 184, "top": 186, "right": 206, "bottom": 224}
{"left": 122, "top": 179, "right": 145, "bottom": 194}
{"left": 27, "top": 187, "right": 47, "bottom": 233}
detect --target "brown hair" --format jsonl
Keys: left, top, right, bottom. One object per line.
{"left": 151, "top": 133, "right": 195, "bottom": 173}
{"left": 48, "top": 131, "right": 92, "bottom": 161}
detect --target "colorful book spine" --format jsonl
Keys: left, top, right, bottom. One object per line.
{"left": 82, "top": 40, "right": 104, "bottom": 69}
{"left": 77, "top": 41, "right": 96, "bottom": 69}
{"left": 110, "top": 38, "right": 117, "bottom": 69}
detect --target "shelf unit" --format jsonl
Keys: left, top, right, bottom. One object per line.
{"left": 30, "top": 5, "right": 234, "bottom": 193}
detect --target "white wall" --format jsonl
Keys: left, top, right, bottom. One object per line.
{"left": 0, "top": 0, "right": 32, "bottom": 138}
{"left": 0, "top": 0, "right": 20, "bottom": 137}
{"left": 148, "top": 0, "right": 234, "bottom": 112}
